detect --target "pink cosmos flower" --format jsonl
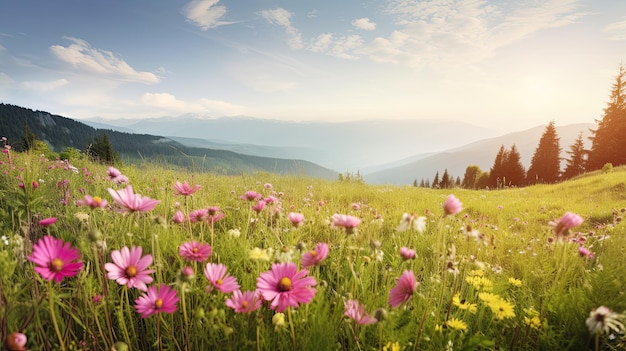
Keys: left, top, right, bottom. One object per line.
{"left": 173, "top": 180, "right": 201, "bottom": 196}
{"left": 4, "top": 331, "right": 27, "bottom": 351}
{"left": 172, "top": 210, "right": 186, "bottom": 223}
{"left": 189, "top": 209, "right": 208, "bottom": 223}
{"left": 344, "top": 299, "right": 377, "bottom": 325}
{"left": 301, "top": 243, "right": 329, "bottom": 268}
{"left": 76, "top": 195, "right": 108, "bottom": 209}
{"left": 240, "top": 191, "right": 262, "bottom": 201}
{"left": 225, "top": 290, "right": 263, "bottom": 314}
{"left": 207, "top": 206, "right": 225, "bottom": 223}
{"left": 256, "top": 262, "right": 317, "bottom": 312}
{"left": 252, "top": 200, "right": 266, "bottom": 213}
{"left": 550, "top": 211, "right": 584, "bottom": 237}
{"left": 107, "top": 166, "right": 122, "bottom": 179}
{"left": 107, "top": 185, "right": 161, "bottom": 213}
{"left": 38, "top": 217, "right": 57, "bottom": 227}
{"left": 134, "top": 284, "right": 179, "bottom": 318}
{"left": 332, "top": 214, "right": 362, "bottom": 234}
{"left": 578, "top": 246, "right": 595, "bottom": 259}
{"left": 104, "top": 246, "right": 155, "bottom": 291}
{"left": 288, "top": 212, "right": 305, "bottom": 227}
{"left": 28, "top": 236, "right": 83, "bottom": 283}
{"left": 399, "top": 247, "right": 416, "bottom": 260}
{"left": 204, "top": 263, "right": 240, "bottom": 293}
{"left": 388, "top": 270, "right": 418, "bottom": 307}
{"left": 179, "top": 241, "right": 212, "bottom": 262}
{"left": 443, "top": 194, "right": 463, "bottom": 216}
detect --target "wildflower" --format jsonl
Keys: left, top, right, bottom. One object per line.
{"left": 508, "top": 277, "right": 522, "bottom": 287}
{"left": 179, "top": 241, "right": 212, "bottom": 262}
{"left": 399, "top": 247, "right": 416, "bottom": 260}
{"left": 550, "top": 211, "right": 583, "bottom": 237}
{"left": 76, "top": 195, "right": 108, "bottom": 209}
{"left": 227, "top": 228, "right": 241, "bottom": 238}
{"left": 272, "top": 312, "right": 286, "bottom": 331}
{"left": 240, "top": 191, "right": 262, "bottom": 201}
{"left": 204, "top": 263, "right": 240, "bottom": 293}
{"left": 179, "top": 266, "right": 195, "bottom": 283}
{"left": 452, "top": 294, "right": 477, "bottom": 313}
{"left": 388, "top": 270, "right": 418, "bottom": 307}
{"left": 189, "top": 209, "right": 208, "bottom": 222}
{"left": 524, "top": 315, "right": 542, "bottom": 329}
{"left": 206, "top": 206, "right": 225, "bottom": 223}
{"left": 172, "top": 210, "right": 186, "bottom": 224}
{"left": 443, "top": 194, "right": 463, "bottom": 216}
{"left": 249, "top": 247, "right": 272, "bottom": 261}
{"left": 288, "top": 212, "right": 305, "bottom": 227}
{"left": 344, "top": 299, "right": 377, "bottom": 325}
{"left": 396, "top": 213, "right": 427, "bottom": 233}
{"left": 104, "top": 246, "right": 155, "bottom": 291}
{"left": 252, "top": 200, "right": 266, "bottom": 213}
{"left": 578, "top": 246, "right": 594, "bottom": 259}
{"left": 301, "top": 242, "right": 329, "bottom": 268}
{"left": 28, "top": 236, "right": 83, "bottom": 283}
{"left": 445, "top": 318, "right": 468, "bottom": 331}
{"left": 264, "top": 183, "right": 273, "bottom": 189}
{"left": 93, "top": 294, "right": 102, "bottom": 304}
{"left": 106, "top": 166, "right": 122, "bottom": 179}
{"left": 225, "top": 290, "right": 262, "bottom": 314}
{"left": 383, "top": 342, "right": 400, "bottom": 351}
{"left": 465, "top": 275, "right": 493, "bottom": 291}
{"left": 1, "top": 235, "right": 8, "bottom": 245}
{"left": 478, "top": 292, "right": 516, "bottom": 320}
{"left": 332, "top": 214, "right": 361, "bottom": 234}
{"left": 173, "top": 180, "right": 201, "bottom": 196}
{"left": 107, "top": 185, "right": 160, "bottom": 213}
{"left": 134, "top": 284, "right": 179, "bottom": 318}
{"left": 585, "top": 306, "right": 626, "bottom": 335}
{"left": 274, "top": 246, "right": 294, "bottom": 263}
{"left": 4, "top": 331, "right": 27, "bottom": 351}
{"left": 38, "top": 217, "right": 57, "bottom": 227}
{"left": 256, "top": 262, "right": 317, "bottom": 312}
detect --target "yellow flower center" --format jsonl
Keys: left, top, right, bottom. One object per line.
{"left": 155, "top": 298, "right": 163, "bottom": 309}
{"left": 242, "top": 301, "right": 248, "bottom": 309}
{"left": 310, "top": 250, "right": 317, "bottom": 257}
{"left": 50, "top": 258, "right": 65, "bottom": 272}
{"left": 278, "top": 277, "right": 292, "bottom": 292}
{"left": 125, "top": 265, "right": 138, "bottom": 278}
{"left": 217, "top": 279, "right": 223, "bottom": 285}
{"left": 192, "top": 247, "right": 198, "bottom": 254}
{"left": 93, "top": 196, "right": 102, "bottom": 204}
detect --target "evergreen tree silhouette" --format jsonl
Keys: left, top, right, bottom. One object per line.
{"left": 563, "top": 131, "right": 586, "bottom": 179}
{"left": 526, "top": 121, "right": 561, "bottom": 184}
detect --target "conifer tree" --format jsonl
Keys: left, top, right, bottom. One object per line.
{"left": 526, "top": 121, "right": 561, "bottom": 184}
{"left": 432, "top": 171, "right": 440, "bottom": 189}
{"left": 489, "top": 145, "right": 508, "bottom": 188}
{"left": 440, "top": 169, "right": 451, "bottom": 189}
{"left": 504, "top": 144, "right": 526, "bottom": 187}
{"left": 588, "top": 64, "right": 626, "bottom": 170}
{"left": 562, "top": 131, "right": 586, "bottom": 179}
{"left": 19, "top": 125, "right": 37, "bottom": 152}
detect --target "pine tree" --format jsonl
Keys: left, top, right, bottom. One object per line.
{"left": 562, "top": 131, "right": 586, "bottom": 179}
{"left": 440, "top": 169, "right": 451, "bottom": 189}
{"left": 19, "top": 125, "right": 37, "bottom": 152}
{"left": 87, "top": 133, "right": 118, "bottom": 164}
{"left": 504, "top": 144, "right": 526, "bottom": 187}
{"left": 432, "top": 171, "right": 440, "bottom": 189}
{"left": 588, "top": 64, "right": 626, "bottom": 170}
{"left": 526, "top": 121, "right": 561, "bottom": 184}
{"left": 489, "top": 145, "right": 508, "bottom": 188}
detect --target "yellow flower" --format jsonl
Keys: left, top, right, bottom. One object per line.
{"left": 434, "top": 324, "right": 443, "bottom": 333}
{"left": 468, "top": 269, "right": 484, "bottom": 276}
{"left": 249, "top": 247, "right": 272, "bottom": 261}
{"left": 272, "top": 312, "right": 286, "bottom": 331}
{"left": 452, "top": 294, "right": 477, "bottom": 313}
{"left": 524, "top": 316, "right": 542, "bottom": 329}
{"left": 446, "top": 318, "right": 468, "bottom": 331}
{"left": 508, "top": 277, "right": 522, "bottom": 287}
{"left": 465, "top": 276, "right": 493, "bottom": 291}
{"left": 478, "top": 292, "right": 499, "bottom": 305}
{"left": 479, "top": 293, "right": 516, "bottom": 320}
{"left": 524, "top": 307, "right": 540, "bottom": 317}
{"left": 383, "top": 341, "right": 400, "bottom": 351}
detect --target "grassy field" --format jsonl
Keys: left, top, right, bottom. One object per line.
{"left": 0, "top": 149, "right": 625, "bottom": 351}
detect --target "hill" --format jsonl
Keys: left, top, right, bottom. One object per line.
{"left": 0, "top": 103, "right": 337, "bottom": 179}
{"left": 364, "top": 123, "right": 594, "bottom": 185}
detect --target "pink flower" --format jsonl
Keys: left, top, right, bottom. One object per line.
{"left": 256, "top": 262, "right": 317, "bottom": 312}
{"left": 443, "top": 194, "right": 463, "bottom": 216}
{"left": 104, "top": 246, "right": 155, "bottom": 291}
{"left": 106, "top": 166, "right": 122, "bottom": 179}
{"left": 204, "top": 263, "right": 240, "bottom": 293}
{"left": 252, "top": 200, "right": 266, "bottom": 213}
{"left": 550, "top": 212, "right": 584, "bottom": 237}
{"left": 107, "top": 185, "right": 161, "bottom": 213}
{"left": 189, "top": 209, "right": 208, "bottom": 223}
{"left": 38, "top": 217, "right": 57, "bottom": 227}
{"left": 399, "top": 247, "right": 416, "bottom": 260}
{"left": 288, "top": 212, "right": 305, "bottom": 227}
{"left": 301, "top": 243, "right": 329, "bottom": 268}
{"left": 240, "top": 191, "right": 262, "bottom": 201}
{"left": 388, "top": 270, "right": 418, "bottom": 307}
{"left": 179, "top": 241, "right": 212, "bottom": 262}
{"left": 173, "top": 181, "right": 201, "bottom": 196}
{"left": 4, "top": 331, "right": 27, "bottom": 351}
{"left": 344, "top": 299, "right": 377, "bottom": 325}
{"left": 578, "top": 246, "right": 594, "bottom": 259}
{"left": 134, "top": 284, "right": 179, "bottom": 318}
{"left": 28, "top": 236, "right": 83, "bottom": 283}
{"left": 207, "top": 206, "right": 225, "bottom": 223}
{"left": 172, "top": 210, "right": 186, "bottom": 223}
{"left": 225, "top": 290, "right": 263, "bottom": 314}
{"left": 112, "top": 175, "right": 129, "bottom": 184}
{"left": 332, "top": 214, "right": 361, "bottom": 234}
{"left": 76, "top": 195, "right": 108, "bottom": 209}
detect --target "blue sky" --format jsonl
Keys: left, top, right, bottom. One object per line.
{"left": 1, "top": 0, "right": 625, "bottom": 132}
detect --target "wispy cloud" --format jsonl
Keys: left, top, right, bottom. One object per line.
{"left": 352, "top": 18, "right": 377, "bottom": 31}
{"left": 50, "top": 37, "right": 159, "bottom": 84}
{"left": 141, "top": 92, "right": 247, "bottom": 116}
{"left": 21, "top": 79, "right": 69, "bottom": 92}
{"left": 604, "top": 18, "right": 626, "bottom": 40}
{"left": 182, "top": 0, "right": 235, "bottom": 30}
{"left": 260, "top": 8, "right": 303, "bottom": 49}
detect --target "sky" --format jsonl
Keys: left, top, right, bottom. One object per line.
{"left": 1, "top": 0, "right": 625, "bottom": 133}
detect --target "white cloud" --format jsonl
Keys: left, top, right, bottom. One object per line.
{"left": 182, "top": 0, "right": 235, "bottom": 30}
{"left": 307, "top": 33, "right": 333, "bottom": 53}
{"left": 352, "top": 18, "right": 377, "bottom": 31}
{"left": 21, "top": 79, "right": 69, "bottom": 92}
{"left": 0, "top": 72, "right": 13, "bottom": 85}
{"left": 604, "top": 18, "right": 626, "bottom": 40}
{"left": 50, "top": 37, "right": 159, "bottom": 84}
{"left": 260, "top": 8, "right": 303, "bottom": 49}
{"left": 306, "top": 34, "right": 363, "bottom": 59}
{"left": 141, "top": 92, "right": 247, "bottom": 116}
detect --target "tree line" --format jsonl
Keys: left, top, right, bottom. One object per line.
{"left": 415, "top": 64, "right": 626, "bottom": 189}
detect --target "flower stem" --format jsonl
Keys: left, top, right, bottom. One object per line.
{"left": 48, "top": 280, "right": 66, "bottom": 351}
{"left": 287, "top": 307, "right": 297, "bottom": 351}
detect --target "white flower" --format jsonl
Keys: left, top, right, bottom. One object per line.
{"left": 396, "top": 213, "right": 426, "bottom": 233}
{"left": 586, "top": 306, "right": 625, "bottom": 335}
{"left": 1, "top": 235, "right": 8, "bottom": 245}
{"left": 227, "top": 228, "right": 241, "bottom": 238}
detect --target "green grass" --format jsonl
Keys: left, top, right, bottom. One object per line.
{"left": 0, "top": 151, "right": 624, "bottom": 351}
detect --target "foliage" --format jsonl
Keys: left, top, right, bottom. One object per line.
{"left": 526, "top": 121, "right": 561, "bottom": 184}
{"left": 490, "top": 145, "right": 526, "bottom": 188}
{"left": 562, "top": 132, "right": 586, "bottom": 180}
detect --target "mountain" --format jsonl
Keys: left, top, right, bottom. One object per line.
{"left": 0, "top": 103, "right": 337, "bottom": 180}
{"left": 84, "top": 115, "right": 500, "bottom": 171}
{"left": 363, "top": 123, "right": 594, "bottom": 185}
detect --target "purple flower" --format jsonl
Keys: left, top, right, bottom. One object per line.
{"left": 344, "top": 299, "right": 377, "bottom": 325}
{"left": 28, "top": 236, "right": 83, "bottom": 283}
{"left": 256, "top": 262, "right": 317, "bottom": 312}
{"left": 388, "top": 270, "right": 418, "bottom": 307}
{"left": 443, "top": 194, "right": 463, "bottom": 216}
{"left": 134, "top": 284, "right": 179, "bottom": 318}
{"left": 301, "top": 243, "right": 329, "bottom": 268}
{"left": 204, "top": 263, "right": 240, "bottom": 293}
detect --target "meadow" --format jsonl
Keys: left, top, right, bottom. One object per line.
{"left": 0, "top": 147, "right": 625, "bottom": 351}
